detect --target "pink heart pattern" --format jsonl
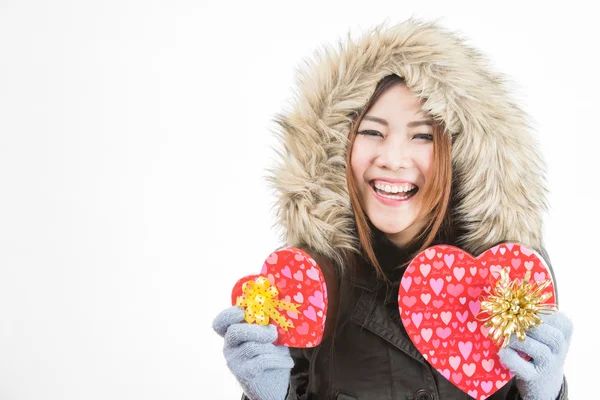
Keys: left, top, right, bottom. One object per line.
{"left": 231, "top": 247, "right": 328, "bottom": 348}
{"left": 398, "top": 243, "right": 556, "bottom": 399}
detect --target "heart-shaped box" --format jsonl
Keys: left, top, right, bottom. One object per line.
{"left": 398, "top": 243, "right": 556, "bottom": 399}
{"left": 231, "top": 247, "right": 328, "bottom": 348}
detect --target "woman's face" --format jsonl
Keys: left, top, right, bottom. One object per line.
{"left": 351, "top": 83, "right": 434, "bottom": 247}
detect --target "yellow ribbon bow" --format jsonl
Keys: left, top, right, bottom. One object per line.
{"left": 235, "top": 276, "right": 301, "bottom": 331}
{"left": 478, "top": 267, "right": 557, "bottom": 348}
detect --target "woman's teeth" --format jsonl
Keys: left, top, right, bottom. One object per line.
{"left": 373, "top": 182, "right": 416, "bottom": 193}
{"left": 372, "top": 182, "right": 418, "bottom": 200}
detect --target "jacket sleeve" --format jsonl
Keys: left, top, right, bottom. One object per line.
{"left": 286, "top": 347, "right": 312, "bottom": 399}
{"left": 506, "top": 245, "right": 568, "bottom": 400}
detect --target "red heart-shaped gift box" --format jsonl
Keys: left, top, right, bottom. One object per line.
{"left": 231, "top": 247, "right": 328, "bottom": 348}
{"left": 398, "top": 243, "right": 555, "bottom": 399}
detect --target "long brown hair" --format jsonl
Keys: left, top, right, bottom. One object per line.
{"left": 345, "top": 74, "right": 454, "bottom": 280}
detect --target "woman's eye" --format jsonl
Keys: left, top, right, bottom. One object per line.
{"left": 358, "top": 130, "right": 383, "bottom": 137}
{"left": 413, "top": 134, "right": 434, "bottom": 141}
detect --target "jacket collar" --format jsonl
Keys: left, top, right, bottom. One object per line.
{"left": 344, "top": 230, "right": 422, "bottom": 291}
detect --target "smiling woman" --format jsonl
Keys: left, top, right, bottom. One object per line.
{"left": 347, "top": 74, "right": 453, "bottom": 278}
{"left": 213, "top": 18, "right": 573, "bottom": 400}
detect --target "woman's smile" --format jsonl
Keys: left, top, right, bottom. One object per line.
{"left": 369, "top": 180, "right": 419, "bottom": 205}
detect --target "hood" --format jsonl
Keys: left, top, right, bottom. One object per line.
{"left": 266, "top": 18, "right": 548, "bottom": 269}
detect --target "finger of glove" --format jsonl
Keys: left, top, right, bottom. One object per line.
{"left": 234, "top": 351, "right": 295, "bottom": 377}
{"left": 225, "top": 323, "right": 278, "bottom": 348}
{"left": 539, "top": 312, "right": 574, "bottom": 343}
{"left": 226, "top": 343, "right": 293, "bottom": 368}
{"left": 230, "top": 340, "right": 289, "bottom": 360}
{"left": 526, "top": 320, "right": 568, "bottom": 355}
{"left": 507, "top": 335, "right": 553, "bottom": 368}
{"left": 213, "top": 306, "right": 246, "bottom": 337}
{"left": 498, "top": 347, "right": 538, "bottom": 382}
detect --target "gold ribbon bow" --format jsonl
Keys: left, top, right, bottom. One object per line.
{"left": 236, "top": 276, "right": 301, "bottom": 331}
{"left": 477, "top": 267, "right": 557, "bottom": 348}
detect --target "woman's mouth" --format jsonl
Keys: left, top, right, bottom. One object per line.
{"left": 370, "top": 181, "right": 419, "bottom": 202}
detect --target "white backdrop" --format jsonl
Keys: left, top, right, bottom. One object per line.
{"left": 1, "top": 0, "right": 598, "bottom": 399}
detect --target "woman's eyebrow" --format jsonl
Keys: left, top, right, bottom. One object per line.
{"left": 362, "top": 115, "right": 433, "bottom": 127}
{"left": 407, "top": 119, "right": 434, "bottom": 127}
{"left": 362, "top": 115, "right": 388, "bottom": 126}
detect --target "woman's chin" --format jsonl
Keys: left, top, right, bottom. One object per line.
{"left": 369, "top": 217, "right": 425, "bottom": 247}
{"left": 372, "top": 222, "right": 412, "bottom": 237}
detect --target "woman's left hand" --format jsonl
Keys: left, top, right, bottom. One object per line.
{"left": 497, "top": 311, "right": 573, "bottom": 400}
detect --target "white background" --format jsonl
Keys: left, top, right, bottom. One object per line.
{"left": 1, "top": 0, "right": 598, "bottom": 399}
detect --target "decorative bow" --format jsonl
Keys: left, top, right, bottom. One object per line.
{"left": 478, "top": 267, "right": 557, "bottom": 348}
{"left": 235, "top": 276, "right": 301, "bottom": 331}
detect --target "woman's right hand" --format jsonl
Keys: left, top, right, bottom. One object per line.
{"left": 212, "top": 306, "right": 294, "bottom": 400}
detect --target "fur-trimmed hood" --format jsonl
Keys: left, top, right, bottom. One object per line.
{"left": 266, "top": 18, "right": 548, "bottom": 270}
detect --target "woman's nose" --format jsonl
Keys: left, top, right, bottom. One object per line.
{"left": 375, "top": 139, "right": 412, "bottom": 171}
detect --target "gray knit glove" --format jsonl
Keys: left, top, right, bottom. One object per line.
{"left": 213, "top": 306, "right": 293, "bottom": 400}
{"left": 498, "top": 311, "right": 572, "bottom": 400}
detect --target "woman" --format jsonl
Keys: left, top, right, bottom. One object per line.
{"left": 213, "top": 18, "right": 572, "bottom": 400}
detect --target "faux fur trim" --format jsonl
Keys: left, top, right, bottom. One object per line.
{"left": 266, "top": 18, "right": 548, "bottom": 269}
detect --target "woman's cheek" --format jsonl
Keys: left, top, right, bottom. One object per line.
{"left": 420, "top": 147, "right": 434, "bottom": 174}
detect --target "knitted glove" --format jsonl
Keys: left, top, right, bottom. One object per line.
{"left": 213, "top": 306, "right": 293, "bottom": 400}
{"left": 498, "top": 311, "right": 573, "bottom": 400}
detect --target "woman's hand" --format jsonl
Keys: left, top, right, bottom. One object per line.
{"left": 497, "top": 311, "right": 573, "bottom": 400}
{"left": 213, "top": 306, "right": 294, "bottom": 400}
